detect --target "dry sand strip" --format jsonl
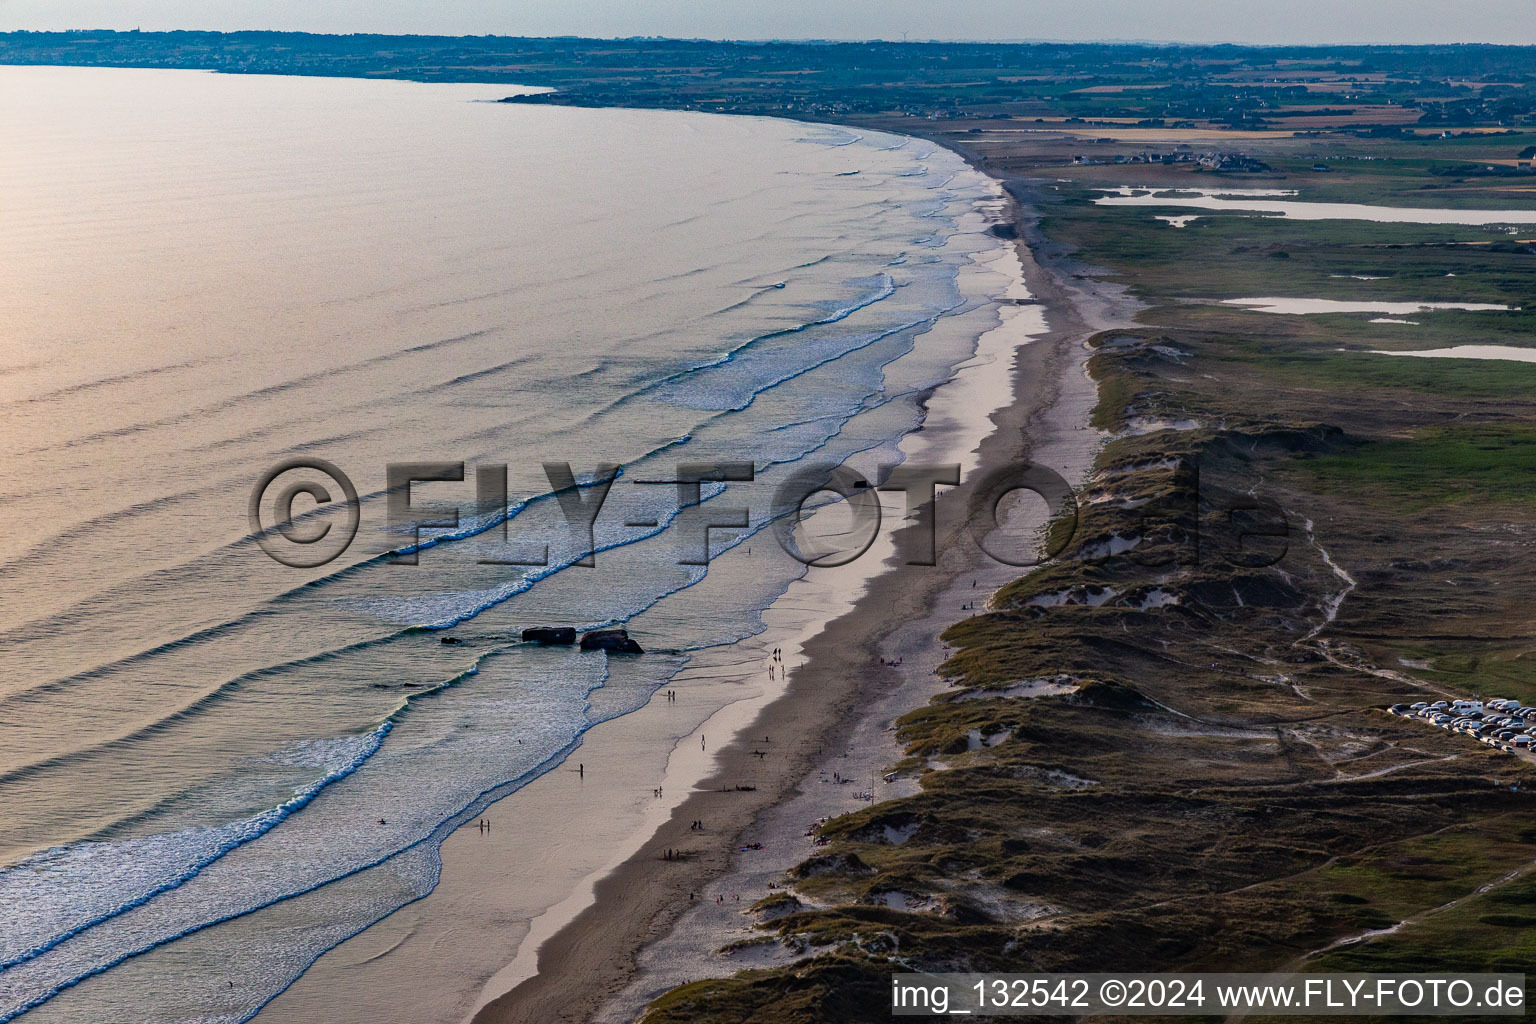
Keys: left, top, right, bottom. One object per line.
{"left": 471, "top": 172, "right": 1132, "bottom": 1024}
{"left": 261, "top": 174, "right": 1035, "bottom": 1024}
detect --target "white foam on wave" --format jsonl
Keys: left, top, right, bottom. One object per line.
{"left": 0, "top": 728, "right": 387, "bottom": 973}
{"left": 0, "top": 107, "right": 1006, "bottom": 1024}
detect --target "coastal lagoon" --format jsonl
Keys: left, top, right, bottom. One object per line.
{"left": 1096, "top": 186, "right": 1536, "bottom": 224}
{"left": 1219, "top": 297, "right": 1517, "bottom": 315}
{"left": 1369, "top": 345, "right": 1536, "bottom": 362}
{"left": 0, "top": 66, "right": 1014, "bottom": 1023}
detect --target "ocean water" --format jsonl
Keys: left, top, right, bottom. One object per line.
{"left": 0, "top": 66, "right": 1006, "bottom": 1021}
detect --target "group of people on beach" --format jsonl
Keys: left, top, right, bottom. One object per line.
{"left": 664, "top": 689, "right": 676, "bottom": 702}
{"left": 768, "top": 646, "right": 784, "bottom": 681}
{"left": 476, "top": 818, "right": 491, "bottom": 833}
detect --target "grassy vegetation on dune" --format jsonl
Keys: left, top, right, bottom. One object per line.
{"left": 2, "top": 32, "right": 1534, "bottom": 1022}
{"left": 640, "top": 124, "right": 1536, "bottom": 1024}
{"left": 1314, "top": 837, "right": 1536, "bottom": 990}
{"left": 1246, "top": 349, "right": 1536, "bottom": 399}
{"left": 1043, "top": 199, "right": 1536, "bottom": 305}
{"left": 1305, "top": 425, "right": 1536, "bottom": 507}
{"left": 1396, "top": 645, "right": 1536, "bottom": 706}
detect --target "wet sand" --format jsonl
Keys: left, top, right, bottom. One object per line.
{"left": 256, "top": 187, "right": 1041, "bottom": 1024}
{"left": 461, "top": 173, "right": 1134, "bottom": 1024}
{"left": 260, "top": 159, "right": 1132, "bottom": 1024}
{"left": 586, "top": 183, "right": 1121, "bottom": 1023}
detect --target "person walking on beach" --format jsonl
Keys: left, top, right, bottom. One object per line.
{"left": 578, "top": 763, "right": 584, "bottom": 778}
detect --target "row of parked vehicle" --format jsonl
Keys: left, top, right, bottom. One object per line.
{"left": 1388, "top": 698, "right": 1536, "bottom": 753}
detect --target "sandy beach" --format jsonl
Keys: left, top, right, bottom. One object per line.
{"left": 585, "top": 175, "right": 1130, "bottom": 1024}
{"left": 257, "top": 149, "right": 1133, "bottom": 1024}
{"left": 254, "top": 175, "right": 1062, "bottom": 1024}
{"left": 455, "top": 166, "right": 1134, "bottom": 1024}
{"left": 13, "top": 34, "right": 1536, "bottom": 1024}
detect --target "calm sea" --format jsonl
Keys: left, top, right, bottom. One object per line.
{"left": 0, "top": 66, "right": 1004, "bottom": 1022}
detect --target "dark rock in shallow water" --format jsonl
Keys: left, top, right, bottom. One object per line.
{"left": 440, "top": 636, "right": 462, "bottom": 645}
{"left": 522, "top": 626, "right": 577, "bottom": 645}
{"left": 579, "top": 628, "right": 644, "bottom": 654}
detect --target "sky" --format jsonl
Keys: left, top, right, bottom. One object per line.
{"left": 0, "top": 0, "right": 1533, "bottom": 45}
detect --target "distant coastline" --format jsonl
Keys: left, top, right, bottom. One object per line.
{"left": 8, "top": 36, "right": 1536, "bottom": 1024}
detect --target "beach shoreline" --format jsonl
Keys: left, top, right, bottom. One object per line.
{"left": 253, "top": 145, "right": 1047, "bottom": 1024}
{"left": 12, "top": 42, "right": 1536, "bottom": 1024}
{"left": 466, "top": 159, "right": 1133, "bottom": 1024}
{"left": 253, "top": 133, "right": 1130, "bottom": 1024}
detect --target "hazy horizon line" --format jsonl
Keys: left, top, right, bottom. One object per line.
{"left": 2, "top": 28, "right": 1533, "bottom": 49}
